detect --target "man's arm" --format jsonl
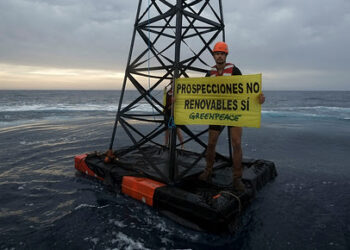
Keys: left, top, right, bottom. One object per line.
{"left": 232, "top": 66, "right": 242, "bottom": 76}
{"left": 233, "top": 66, "right": 264, "bottom": 104}
{"left": 259, "top": 93, "right": 265, "bottom": 104}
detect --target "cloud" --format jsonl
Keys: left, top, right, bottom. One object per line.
{"left": 0, "top": 0, "right": 134, "bottom": 69}
{"left": 226, "top": 0, "right": 350, "bottom": 70}
{"left": 0, "top": 63, "right": 124, "bottom": 90}
{"left": 0, "top": 0, "right": 349, "bottom": 90}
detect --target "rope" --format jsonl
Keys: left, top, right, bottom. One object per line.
{"left": 168, "top": 21, "right": 212, "bottom": 69}
{"left": 147, "top": 0, "right": 151, "bottom": 89}
{"left": 169, "top": 74, "right": 176, "bottom": 128}
{"left": 219, "top": 191, "right": 242, "bottom": 214}
{"left": 147, "top": 0, "right": 156, "bottom": 120}
{"left": 168, "top": 116, "right": 176, "bottom": 129}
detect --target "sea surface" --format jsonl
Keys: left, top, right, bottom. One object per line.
{"left": 0, "top": 90, "right": 349, "bottom": 249}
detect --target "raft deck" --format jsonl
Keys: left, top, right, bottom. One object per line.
{"left": 75, "top": 145, "right": 277, "bottom": 233}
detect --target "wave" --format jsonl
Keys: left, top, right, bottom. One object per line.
{"left": 0, "top": 103, "right": 163, "bottom": 113}
{"left": 268, "top": 106, "right": 350, "bottom": 113}
{"left": 1, "top": 103, "right": 349, "bottom": 126}
{"left": 0, "top": 103, "right": 118, "bottom": 112}
{"left": 262, "top": 106, "right": 350, "bottom": 120}
{"left": 3, "top": 103, "right": 349, "bottom": 113}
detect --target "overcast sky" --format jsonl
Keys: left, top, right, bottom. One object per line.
{"left": 0, "top": 0, "right": 349, "bottom": 90}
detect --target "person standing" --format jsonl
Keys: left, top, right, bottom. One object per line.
{"left": 198, "top": 42, "right": 265, "bottom": 192}
{"left": 164, "top": 84, "right": 185, "bottom": 149}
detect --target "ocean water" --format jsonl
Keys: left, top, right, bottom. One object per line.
{"left": 0, "top": 90, "right": 349, "bottom": 249}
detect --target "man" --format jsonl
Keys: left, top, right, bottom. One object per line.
{"left": 164, "top": 83, "right": 184, "bottom": 149}
{"left": 198, "top": 41, "right": 265, "bottom": 192}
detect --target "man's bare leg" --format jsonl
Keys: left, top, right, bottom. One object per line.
{"left": 199, "top": 129, "right": 220, "bottom": 181}
{"left": 230, "top": 126, "right": 245, "bottom": 192}
{"left": 164, "top": 129, "right": 169, "bottom": 147}
{"left": 176, "top": 128, "right": 185, "bottom": 149}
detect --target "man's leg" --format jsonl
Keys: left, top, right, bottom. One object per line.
{"left": 230, "top": 126, "right": 245, "bottom": 192}
{"left": 198, "top": 128, "right": 220, "bottom": 181}
{"left": 164, "top": 129, "right": 169, "bottom": 147}
{"left": 164, "top": 112, "right": 170, "bottom": 147}
{"left": 176, "top": 128, "right": 185, "bottom": 149}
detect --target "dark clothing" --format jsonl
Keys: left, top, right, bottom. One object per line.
{"left": 165, "top": 89, "right": 173, "bottom": 110}
{"left": 205, "top": 65, "right": 242, "bottom": 77}
{"left": 207, "top": 64, "right": 242, "bottom": 131}
{"left": 164, "top": 110, "right": 171, "bottom": 127}
{"left": 164, "top": 89, "right": 173, "bottom": 127}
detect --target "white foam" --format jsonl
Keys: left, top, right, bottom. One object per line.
{"left": 155, "top": 221, "right": 171, "bottom": 233}
{"left": 74, "top": 203, "right": 109, "bottom": 210}
{"left": 0, "top": 119, "right": 40, "bottom": 128}
{"left": 110, "top": 232, "right": 149, "bottom": 250}
{"left": 262, "top": 106, "right": 350, "bottom": 120}
{"left": 0, "top": 102, "right": 164, "bottom": 114}
{"left": 108, "top": 219, "right": 127, "bottom": 228}
{"left": 0, "top": 103, "right": 118, "bottom": 112}
{"left": 84, "top": 237, "right": 100, "bottom": 245}
{"left": 19, "top": 137, "right": 76, "bottom": 146}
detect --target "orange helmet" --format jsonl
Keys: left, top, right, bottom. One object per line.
{"left": 213, "top": 41, "right": 228, "bottom": 54}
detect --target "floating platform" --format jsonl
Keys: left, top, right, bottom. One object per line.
{"left": 74, "top": 145, "right": 277, "bottom": 233}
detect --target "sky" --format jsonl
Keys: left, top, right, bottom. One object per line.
{"left": 0, "top": 0, "right": 349, "bottom": 91}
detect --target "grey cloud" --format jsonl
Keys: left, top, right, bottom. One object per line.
{"left": 226, "top": 0, "right": 350, "bottom": 70}
{"left": 0, "top": 0, "right": 136, "bottom": 69}
{"left": 0, "top": 0, "right": 349, "bottom": 89}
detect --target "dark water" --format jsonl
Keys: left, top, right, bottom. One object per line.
{"left": 0, "top": 90, "right": 349, "bottom": 249}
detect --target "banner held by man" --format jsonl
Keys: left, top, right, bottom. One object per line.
{"left": 174, "top": 73, "right": 262, "bottom": 128}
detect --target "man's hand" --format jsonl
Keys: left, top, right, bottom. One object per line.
{"left": 258, "top": 93, "right": 265, "bottom": 104}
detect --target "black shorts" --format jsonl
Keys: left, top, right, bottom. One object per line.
{"left": 209, "top": 125, "right": 233, "bottom": 132}
{"left": 164, "top": 110, "right": 171, "bottom": 127}
{"left": 209, "top": 125, "right": 225, "bottom": 132}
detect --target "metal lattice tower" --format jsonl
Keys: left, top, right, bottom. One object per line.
{"left": 108, "top": 0, "right": 226, "bottom": 183}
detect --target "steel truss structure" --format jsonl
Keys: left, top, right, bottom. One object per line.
{"left": 109, "top": 0, "right": 231, "bottom": 184}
